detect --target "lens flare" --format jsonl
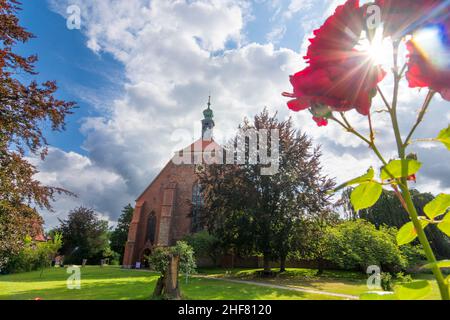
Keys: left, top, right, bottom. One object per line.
{"left": 411, "top": 25, "right": 450, "bottom": 69}
{"left": 356, "top": 28, "right": 392, "bottom": 66}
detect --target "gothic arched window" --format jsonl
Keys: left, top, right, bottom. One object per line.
{"left": 191, "top": 184, "right": 203, "bottom": 232}
{"left": 146, "top": 212, "right": 156, "bottom": 244}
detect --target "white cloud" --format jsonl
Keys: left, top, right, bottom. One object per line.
{"left": 29, "top": 148, "right": 130, "bottom": 229}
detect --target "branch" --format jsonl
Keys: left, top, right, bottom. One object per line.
{"left": 403, "top": 90, "right": 436, "bottom": 148}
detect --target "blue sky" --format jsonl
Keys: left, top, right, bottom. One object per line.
{"left": 18, "top": 0, "right": 124, "bottom": 155}
{"left": 15, "top": 0, "right": 450, "bottom": 229}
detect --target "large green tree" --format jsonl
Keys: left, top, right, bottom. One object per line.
{"left": 57, "top": 207, "right": 110, "bottom": 264}
{"left": 199, "top": 110, "right": 335, "bottom": 272}
{"left": 110, "top": 204, "right": 134, "bottom": 263}
{"left": 0, "top": 0, "right": 75, "bottom": 269}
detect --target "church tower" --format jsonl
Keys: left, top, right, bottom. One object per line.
{"left": 201, "top": 96, "right": 215, "bottom": 140}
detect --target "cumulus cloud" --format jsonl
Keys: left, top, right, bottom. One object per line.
{"left": 29, "top": 148, "right": 131, "bottom": 228}
{"left": 38, "top": 0, "right": 450, "bottom": 229}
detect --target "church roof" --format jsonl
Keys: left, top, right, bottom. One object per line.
{"left": 177, "top": 138, "right": 221, "bottom": 154}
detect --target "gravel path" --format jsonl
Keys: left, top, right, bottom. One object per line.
{"left": 193, "top": 275, "right": 360, "bottom": 300}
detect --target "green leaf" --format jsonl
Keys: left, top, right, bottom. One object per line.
{"left": 438, "top": 221, "right": 450, "bottom": 237}
{"left": 380, "top": 159, "right": 422, "bottom": 181}
{"left": 380, "top": 159, "right": 422, "bottom": 180}
{"left": 360, "top": 291, "right": 397, "bottom": 300}
{"left": 394, "top": 280, "right": 431, "bottom": 300}
{"left": 422, "top": 260, "right": 450, "bottom": 269}
{"left": 350, "top": 181, "right": 382, "bottom": 211}
{"left": 397, "top": 221, "right": 429, "bottom": 246}
{"left": 332, "top": 167, "right": 375, "bottom": 193}
{"left": 424, "top": 194, "right": 450, "bottom": 220}
{"left": 437, "top": 125, "right": 450, "bottom": 150}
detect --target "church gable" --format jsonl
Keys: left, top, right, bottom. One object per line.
{"left": 122, "top": 97, "right": 216, "bottom": 268}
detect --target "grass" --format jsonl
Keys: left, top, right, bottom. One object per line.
{"left": 1, "top": 266, "right": 443, "bottom": 300}
{"left": 0, "top": 266, "right": 342, "bottom": 300}
{"left": 200, "top": 268, "right": 443, "bottom": 300}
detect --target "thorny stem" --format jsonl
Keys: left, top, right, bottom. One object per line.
{"left": 368, "top": 113, "right": 375, "bottom": 143}
{"left": 331, "top": 114, "right": 387, "bottom": 166}
{"left": 377, "top": 86, "right": 391, "bottom": 111}
{"left": 403, "top": 90, "right": 436, "bottom": 148}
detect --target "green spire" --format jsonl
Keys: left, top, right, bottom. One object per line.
{"left": 203, "top": 96, "right": 213, "bottom": 120}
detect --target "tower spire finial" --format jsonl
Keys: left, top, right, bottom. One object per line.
{"left": 202, "top": 95, "right": 215, "bottom": 140}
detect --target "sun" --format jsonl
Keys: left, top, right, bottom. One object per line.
{"left": 357, "top": 28, "right": 392, "bottom": 66}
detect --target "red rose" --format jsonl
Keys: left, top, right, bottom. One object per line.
{"left": 376, "top": 0, "right": 448, "bottom": 38}
{"left": 284, "top": 0, "right": 385, "bottom": 126}
{"left": 304, "top": 0, "right": 364, "bottom": 66}
{"left": 284, "top": 52, "right": 385, "bottom": 118}
{"left": 406, "top": 22, "right": 450, "bottom": 101}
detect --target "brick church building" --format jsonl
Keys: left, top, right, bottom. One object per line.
{"left": 122, "top": 98, "right": 219, "bottom": 268}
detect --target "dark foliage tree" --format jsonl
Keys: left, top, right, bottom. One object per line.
{"left": 343, "top": 189, "right": 450, "bottom": 259}
{"left": 0, "top": 0, "right": 75, "bottom": 269}
{"left": 57, "top": 207, "right": 109, "bottom": 264}
{"left": 110, "top": 204, "right": 134, "bottom": 263}
{"left": 199, "top": 110, "right": 335, "bottom": 273}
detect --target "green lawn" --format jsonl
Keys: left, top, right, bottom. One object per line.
{"left": 0, "top": 266, "right": 341, "bottom": 300}
{"left": 200, "top": 268, "right": 443, "bottom": 300}
{"left": 1, "top": 266, "right": 443, "bottom": 300}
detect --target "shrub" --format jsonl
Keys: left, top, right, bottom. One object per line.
{"left": 148, "top": 241, "right": 196, "bottom": 275}
{"left": 183, "top": 231, "right": 221, "bottom": 265}
{"left": 381, "top": 272, "right": 393, "bottom": 291}
{"left": 6, "top": 233, "right": 62, "bottom": 274}
{"left": 323, "top": 220, "right": 407, "bottom": 273}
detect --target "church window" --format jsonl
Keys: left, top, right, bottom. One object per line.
{"left": 147, "top": 212, "right": 156, "bottom": 244}
{"left": 191, "top": 184, "right": 203, "bottom": 232}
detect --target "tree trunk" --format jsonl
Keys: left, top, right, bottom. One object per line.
{"left": 153, "top": 276, "right": 164, "bottom": 297}
{"left": 263, "top": 254, "right": 271, "bottom": 273}
{"left": 316, "top": 258, "right": 324, "bottom": 276}
{"left": 163, "top": 254, "right": 181, "bottom": 300}
{"left": 152, "top": 254, "right": 181, "bottom": 300}
{"left": 279, "top": 255, "right": 286, "bottom": 273}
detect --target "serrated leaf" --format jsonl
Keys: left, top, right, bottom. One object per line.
{"left": 438, "top": 221, "right": 450, "bottom": 237}
{"left": 360, "top": 291, "right": 397, "bottom": 300}
{"left": 380, "top": 159, "right": 422, "bottom": 181}
{"left": 423, "top": 194, "right": 450, "bottom": 220}
{"left": 332, "top": 167, "right": 375, "bottom": 193}
{"left": 394, "top": 280, "right": 431, "bottom": 300}
{"left": 422, "top": 260, "right": 450, "bottom": 269}
{"left": 350, "top": 181, "right": 382, "bottom": 211}
{"left": 437, "top": 125, "right": 450, "bottom": 150}
{"left": 397, "top": 221, "right": 430, "bottom": 246}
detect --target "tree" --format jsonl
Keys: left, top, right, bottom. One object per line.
{"left": 110, "top": 204, "right": 134, "bottom": 263}
{"left": 323, "top": 220, "right": 408, "bottom": 273}
{"left": 149, "top": 241, "right": 196, "bottom": 300}
{"left": 57, "top": 207, "right": 110, "bottom": 264}
{"left": 342, "top": 189, "right": 450, "bottom": 259}
{"left": 0, "top": 202, "right": 42, "bottom": 271}
{"left": 288, "top": 209, "right": 341, "bottom": 275}
{"left": 0, "top": 0, "right": 75, "bottom": 268}
{"left": 199, "top": 110, "right": 334, "bottom": 273}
